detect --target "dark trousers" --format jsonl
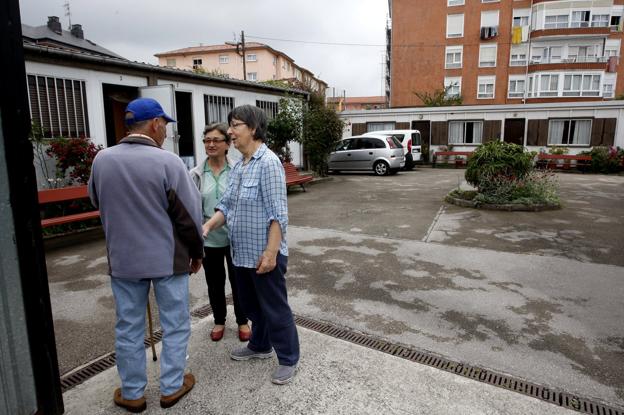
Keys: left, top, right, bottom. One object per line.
{"left": 234, "top": 254, "right": 300, "bottom": 366}
{"left": 202, "top": 246, "right": 247, "bottom": 326}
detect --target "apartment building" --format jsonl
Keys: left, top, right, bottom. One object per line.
{"left": 387, "top": 0, "right": 624, "bottom": 108}
{"left": 155, "top": 42, "right": 327, "bottom": 94}
{"left": 327, "top": 96, "right": 387, "bottom": 111}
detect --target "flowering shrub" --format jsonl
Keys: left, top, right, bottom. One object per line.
{"left": 465, "top": 141, "right": 535, "bottom": 189}
{"left": 581, "top": 146, "right": 624, "bottom": 174}
{"left": 474, "top": 171, "right": 560, "bottom": 206}
{"left": 46, "top": 137, "right": 103, "bottom": 185}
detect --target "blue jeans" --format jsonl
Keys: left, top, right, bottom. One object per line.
{"left": 234, "top": 254, "right": 299, "bottom": 366}
{"left": 111, "top": 274, "right": 190, "bottom": 399}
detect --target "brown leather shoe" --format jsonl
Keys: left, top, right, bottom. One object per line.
{"left": 113, "top": 388, "right": 146, "bottom": 413}
{"left": 160, "top": 373, "right": 195, "bottom": 409}
{"left": 210, "top": 325, "right": 225, "bottom": 342}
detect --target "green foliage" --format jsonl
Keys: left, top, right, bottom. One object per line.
{"left": 260, "top": 80, "right": 293, "bottom": 89}
{"left": 474, "top": 171, "right": 560, "bottom": 206}
{"left": 413, "top": 83, "right": 463, "bottom": 107}
{"left": 266, "top": 98, "right": 302, "bottom": 162}
{"left": 580, "top": 146, "right": 624, "bottom": 174}
{"left": 465, "top": 141, "right": 535, "bottom": 189}
{"left": 301, "top": 93, "right": 344, "bottom": 176}
{"left": 548, "top": 147, "right": 569, "bottom": 155}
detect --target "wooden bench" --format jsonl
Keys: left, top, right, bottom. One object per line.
{"left": 283, "top": 162, "right": 313, "bottom": 192}
{"left": 38, "top": 185, "right": 100, "bottom": 228}
{"left": 432, "top": 151, "right": 474, "bottom": 168}
{"left": 536, "top": 154, "right": 592, "bottom": 172}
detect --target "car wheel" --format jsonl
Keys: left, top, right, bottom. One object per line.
{"left": 373, "top": 161, "right": 389, "bottom": 176}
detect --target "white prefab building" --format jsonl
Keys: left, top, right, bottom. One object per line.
{"left": 24, "top": 43, "right": 307, "bottom": 188}
{"left": 340, "top": 101, "right": 624, "bottom": 157}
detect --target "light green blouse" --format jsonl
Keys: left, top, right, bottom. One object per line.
{"left": 201, "top": 162, "right": 230, "bottom": 248}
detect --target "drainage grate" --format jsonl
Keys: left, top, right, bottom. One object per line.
{"left": 294, "top": 314, "right": 623, "bottom": 415}
{"left": 60, "top": 303, "right": 623, "bottom": 415}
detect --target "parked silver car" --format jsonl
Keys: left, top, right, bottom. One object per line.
{"left": 328, "top": 134, "right": 405, "bottom": 175}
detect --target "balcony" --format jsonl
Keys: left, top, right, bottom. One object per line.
{"left": 527, "top": 56, "right": 614, "bottom": 72}
{"left": 531, "top": 26, "right": 611, "bottom": 40}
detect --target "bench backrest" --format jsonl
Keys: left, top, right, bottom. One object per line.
{"left": 38, "top": 185, "right": 90, "bottom": 204}
{"left": 537, "top": 154, "right": 592, "bottom": 161}
{"left": 435, "top": 151, "right": 473, "bottom": 157}
{"left": 283, "top": 162, "right": 300, "bottom": 178}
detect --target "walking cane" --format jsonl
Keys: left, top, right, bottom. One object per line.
{"left": 147, "top": 299, "right": 158, "bottom": 361}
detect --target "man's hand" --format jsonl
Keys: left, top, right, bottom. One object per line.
{"left": 256, "top": 249, "right": 277, "bottom": 274}
{"left": 190, "top": 257, "right": 202, "bottom": 274}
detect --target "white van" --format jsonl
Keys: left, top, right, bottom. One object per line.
{"left": 363, "top": 130, "right": 421, "bottom": 169}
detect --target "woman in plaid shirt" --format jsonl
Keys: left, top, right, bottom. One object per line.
{"left": 203, "top": 105, "right": 300, "bottom": 385}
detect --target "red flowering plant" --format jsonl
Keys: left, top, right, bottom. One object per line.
{"left": 45, "top": 136, "right": 103, "bottom": 185}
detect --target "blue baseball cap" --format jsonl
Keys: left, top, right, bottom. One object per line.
{"left": 125, "top": 98, "right": 176, "bottom": 125}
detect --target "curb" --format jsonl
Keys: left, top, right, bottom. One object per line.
{"left": 445, "top": 194, "right": 561, "bottom": 212}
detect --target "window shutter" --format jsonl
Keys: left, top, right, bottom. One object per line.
{"left": 591, "top": 118, "right": 605, "bottom": 146}
{"left": 431, "top": 122, "right": 448, "bottom": 145}
{"left": 602, "top": 118, "right": 616, "bottom": 145}
{"left": 527, "top": 119, "right": 539, "bottom": 146}
{"left": 396, "top": 122, "right": 410, "bottom": 130}
{"left": 351, "top": 123, "right": 367, "bottom": 136}
{"left": 536, "top": 120, "right": 549, "bottom": 146}
{"left": 483, "top": 120, "right": 501, "bottom": 143}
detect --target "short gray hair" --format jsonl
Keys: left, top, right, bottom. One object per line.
{"left": 203, "top": 122, "right": 230, "bottom": 143}
{"left": 227, "top": 105, "right": 267, "bottom": 141}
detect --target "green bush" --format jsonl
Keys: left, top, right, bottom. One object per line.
{"left": 580, "top": 146, "right": 624, "bottom": 174}
{"left": 465, "top": 141, "right": 535, "bottom": 189}
{"left": 474, "top": 171, "right": 560, "bottom": 206}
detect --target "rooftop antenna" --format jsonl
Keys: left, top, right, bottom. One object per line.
{"left": 63, "top": 0, "right": 72, "bottom": 29}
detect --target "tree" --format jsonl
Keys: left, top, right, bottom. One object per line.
{"left": 266, "top": 97, "right": 302, "bottom": 162}
{"left": 414, "top": 83, "right": 463, "bottom": 107}
{"left": 301, "top": 93, "right": 344, "bottom": 176}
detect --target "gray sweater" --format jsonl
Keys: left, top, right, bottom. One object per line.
{"left": 88, "top": 136, "right": 204, "bottom": 279}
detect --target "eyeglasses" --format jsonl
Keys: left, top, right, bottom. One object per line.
{"left": 202, "top": 137, "right": 228, "bottom": 144}
{"left": 229, "top": 121, "right": 247, "bottom": 129}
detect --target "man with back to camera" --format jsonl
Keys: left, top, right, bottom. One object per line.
{"left": 88, "top": 97, "right": 204, "bottom": 412}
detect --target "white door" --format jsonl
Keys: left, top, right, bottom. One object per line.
{"left": 139, "top": 85, "right": 178, "bottom": 154}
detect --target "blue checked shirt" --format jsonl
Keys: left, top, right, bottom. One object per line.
{"left": 215, "top": 144, "right": 288, "bottom": 268}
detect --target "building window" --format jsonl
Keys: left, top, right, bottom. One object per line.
{"left": 204, "top": 95, "right": 234, "bottom": 124}
{"left": 367, "top": 122, "right": 395, "bottom": 132}
{"left": 513, "top": 15, "right": 529, "bottom": 27}
{"left": 446, "top": 14, "right": 464, "bottom": 38}
{"left": 510, "top": 44, "right": 528, "bottom": 66}
{"left": 246, "top": 54, "right": 257, "bottom": 62}
{"left": 273, "top": 56, "right": 277, "bottom": 65}
{"left": 26, "top": 75, "right": 90, "bottom": 138}
{"left": 544, "top": 15, "right": 569, "bottom": 29}
{"left": 219, "top": 55, "right": 229, "bottom": 64}
{"left": 481, "top": 0, "right": 499, "bottom": 2}
{"left": 603, "top": 83, "right": 614, "bottom": 98}
{"left": 256, "top": 100, "right": 278, "bottom": 120}
{"left": 591, "top": 14, "right": 610, "bottom": 27}
{"left": 570, "top": 11, "right": 590, "bottom": 28}
{"left": 444, "top": 77, "right": 461, "bottom": 97}
{"left": 481, "top": 10, "right": 499, "bottom": 28}
{"left": 166, "top": 58, "right": 176, "bottom": 67}
{"left": 449, "top": 121, "right": 483, "bottom": 144}
{"left": 247, "top": 72, "right": 257, "bottom": 81}
{"left": 539, "top": 74, "right": 559, "bottom": 96}
{"left": 447, "top": 0, "right": 464, "bottom": 6}
{"left": 445, "top": 46, "right": 463, "bottom": 69}
{"left": 508, "top": 77, "right": 525, "bottom": 98}
{"left": 548, "top": 119, "right": 591, "bottom": 145}
{"left": 477, "top": 76, "right": 495, "bottom": 99}
{"left": 562, "top": 74, "right": 601, "bottom": 97}
{"left": 610, "top": 15, "right": 621, "bottom": 27}
{"left": 479, "top": 44, "right": 497, "bottom": 67}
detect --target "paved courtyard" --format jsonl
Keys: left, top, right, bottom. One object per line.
{"left": 46, "top": 168, "right": 624, "bottom": 410}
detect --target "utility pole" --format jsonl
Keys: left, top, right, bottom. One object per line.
{"left": 64, "top": 0, "right": 71, "bottom": 29}
{"left": 226, "top": 30, "right": 247, "bottom": 80}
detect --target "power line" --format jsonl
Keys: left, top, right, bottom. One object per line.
{"left": 246, "top": 34, "right": 385, "bottom": 47}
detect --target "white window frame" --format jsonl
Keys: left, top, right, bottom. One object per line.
{"left": 219, "top": 55, "right": 229, "bottom": 64}
{"left": 538, "top": 74, "right": 559, "bottom": 97}
{"left": 444, "top": 77, "right": 462, "bottom": 97}
{"left": 510, "top": 44, "right": 528, "bottom": 66}
{"left": 192, "top": 58, "right": 203, "bottom": 69}
{"left": 562, "top": 73, "right": 601, "bottom": 97}
{"left": 165, "top": 58, "right": 176, "bottom": 67}
{"left": 477, "top": 76, "right": 496, "bottom": 99}
{"left": 246, "top": 53, "right": 257, "bottom": 62}
{"left": 603, "top": 83, "right": 614, "bottom": 98}
{"left": 247, "top": 72, "right": 257, "bottom": 81}
{"left": 445, "top": 46, "right": 463, "bottom": 69}
{"left": 447, "top": 14, "right": 464, "bottom": 38}
{"left": 570, "top": 10, "right": 591, "bottom": 28}
{"left": 448, "top": 0, "right": 464, "bottom": 6}
{"left": 479, "top": 44, "right": 497, "bottom": 67}
{"left": 448, "top": 121, "right": 483, "bottom": 144}
{"left": 544, "top": 15, "right": 569, "bottom": 29}
{"left": 591, "top": 14, "right": 610, "bottom": 27}
{"left": 508, "top": 76, "right": 526, "bottom": 98}
{"left": 548, "top": 119, "right": 592, "bottom": 146}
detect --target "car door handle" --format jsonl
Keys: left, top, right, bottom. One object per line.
{"left": 368, "top": 152, "right": 373, "bottom": 155}
{"left": 347, "top": 153, "right": 351, "bottom": 156}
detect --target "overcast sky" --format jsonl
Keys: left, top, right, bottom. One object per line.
{"left": 19, "top": 0, "right": 389, "bottom": 97}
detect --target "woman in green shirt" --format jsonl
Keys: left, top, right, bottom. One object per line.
{"left": 190, "top": 123, "right": 250, "bottom": 342}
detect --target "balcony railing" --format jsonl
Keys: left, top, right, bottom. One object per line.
{"left": 529, "top": 56, "right": 609, "bottom": 64}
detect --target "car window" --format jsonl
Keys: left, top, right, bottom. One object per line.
{"left": 371, "top": 138, "right": 386, "bottom": 148}
{"left": 390, "top": 136, "right": 403, "bottom": 148}
{"left": 354, "top": 138, "right": 370, "bottom": 150}
{"left": 412, "top": 132, "right": 422, "bottom": 146}
{"left": 391, "top": 134, "right": 405, "bottom": 143}
{"left": 335, "top": 139, "right": 352, "bottom": 151}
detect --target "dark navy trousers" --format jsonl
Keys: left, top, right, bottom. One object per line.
{"left": 234, "top": 254, "right": 300, "bottom": 366}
